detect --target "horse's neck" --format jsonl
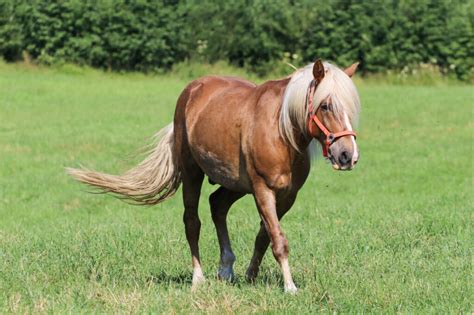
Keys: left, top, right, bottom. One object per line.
{"left": 291, "top": 129, "right": 313, "bottom": 157}
{"left": 279, "top": 81, "right": 313, "bottom": 155}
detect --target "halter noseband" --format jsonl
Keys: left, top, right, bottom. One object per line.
{"left": 306, "top": 80, "right": 357, "bottom": 158}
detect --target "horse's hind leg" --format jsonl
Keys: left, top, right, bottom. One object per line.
{"left": 182, "top": 168, "right": 205, "bottom": 289}
{"left": 209, "top": 187, "right": 244, "bottom": 281}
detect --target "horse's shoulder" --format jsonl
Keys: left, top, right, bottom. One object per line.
{"left": 246, "top": 77, "right": 305, "bottom": 190}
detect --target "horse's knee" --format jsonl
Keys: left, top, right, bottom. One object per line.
{"left": 271, "top": 235, "right": 289, "bottom": 261}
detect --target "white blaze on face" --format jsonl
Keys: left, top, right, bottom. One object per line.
{"left": 343, "top": 112, "right": 358, "bottom": 164}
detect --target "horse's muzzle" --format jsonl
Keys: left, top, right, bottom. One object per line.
{"left": 329, "top": 143, "right": 359, "bottom": 171}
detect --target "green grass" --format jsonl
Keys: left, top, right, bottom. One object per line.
{"left": 0, "top": 62, "right": 472, "bottom": 313}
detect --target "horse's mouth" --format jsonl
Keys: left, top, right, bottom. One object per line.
{"left": 328, "top": 155, "right": 353, "bottom": 171}
{"left": 328, "top": 155, "right": 340, "bottom": 170}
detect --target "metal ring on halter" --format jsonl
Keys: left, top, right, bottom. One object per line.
{"left": 328, "top": 133, "right": 335, "bottom": 143}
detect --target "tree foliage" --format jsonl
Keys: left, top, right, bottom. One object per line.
{"left": 1, "top": 0, "right": 472, "bottom": 79}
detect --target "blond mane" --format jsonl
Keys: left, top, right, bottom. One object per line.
{"left": 279, "top": 62, "right": 361, "bottom": 152}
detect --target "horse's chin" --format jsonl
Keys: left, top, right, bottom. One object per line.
{"left": 329, "top": 156, "right": 354, "bottom": 171}
{"left": 332, "top": 163, "right": 355, "bottom": 171}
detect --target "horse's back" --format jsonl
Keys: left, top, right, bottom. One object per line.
{"left": 179, "top": 75, "right": 258, "bottom": 131}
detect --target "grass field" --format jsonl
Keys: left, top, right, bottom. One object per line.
{"left": 0, "top": 62, "right": 472, "bottom": 313}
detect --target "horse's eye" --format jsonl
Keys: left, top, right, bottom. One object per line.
{"left": 321, "top": 104, "right": 329, "bottom": 111}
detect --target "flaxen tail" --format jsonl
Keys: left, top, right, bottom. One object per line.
{"left": 66, "top": 123, "right": 181, "bottom": 205}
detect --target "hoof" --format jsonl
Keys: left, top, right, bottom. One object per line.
{"left": 284, "top": 283, "right": 298, "bottom": 294}
{"left": 245, "top": 267, "right": 258, "bottom": 282}
{"left": 218, "top": 267, "right": 235, "bottom": 282}
{"left": 191, "top": 274, "right": 205, "bottom": 292}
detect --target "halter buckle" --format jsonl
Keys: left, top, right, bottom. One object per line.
{"left": 328, "top": 133, "right": 335, "bottom": 143}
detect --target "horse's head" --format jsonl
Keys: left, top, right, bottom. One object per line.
{"left": 307, "top": 60, "right": 360, "bottom": 171}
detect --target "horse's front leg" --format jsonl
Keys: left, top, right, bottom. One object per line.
{"left": 250, "top": 181, "right": 297, "bottom": 293}
{"left": 246, "top": 192, "right": 296, "bottom": 286}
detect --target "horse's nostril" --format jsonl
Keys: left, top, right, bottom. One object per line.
{"left": 338, "top": 151, "right": 352, "bottom": 166}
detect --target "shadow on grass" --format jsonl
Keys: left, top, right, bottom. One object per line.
{"left": 146, "top": 268, "right": 307, "bottom": 291}
{"left": 247, "top": 268, "right": 308, "bottom": 291}
{"left": 147, "top": 272, "right": 192, "bottom": 285}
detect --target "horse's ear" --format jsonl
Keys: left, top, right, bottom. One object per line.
{"left": 344, "top": 62, "right": 359, "bottom": 77}
{"left": 312, "top": 59, "right": 325, "bottom": 82}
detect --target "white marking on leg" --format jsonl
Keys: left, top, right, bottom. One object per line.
{"left": 280, "top": 258, "right": 297, "bottom": 294}
{"left": 191, "top": 257, "right": 205, "bottom": 290}
{"left": 343, "top": 112, "right": 358, "bottom": 164}
{"left": 192, "top": 267, "right": 204, "bottom": 283}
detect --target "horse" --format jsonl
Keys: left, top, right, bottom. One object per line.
{"left": 67, "top": 59, "right": 361, "bottom": 293}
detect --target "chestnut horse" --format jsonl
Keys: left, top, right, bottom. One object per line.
{"left": 68, "top": 60, "right": 361, "bottom": 293}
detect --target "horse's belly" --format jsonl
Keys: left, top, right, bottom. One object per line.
{"left": 193, "top": 147, "right": 252, "bottom": 193}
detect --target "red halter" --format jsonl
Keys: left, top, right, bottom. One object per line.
{"left": 306, "top": 80, "right": 357, "bottom": 158}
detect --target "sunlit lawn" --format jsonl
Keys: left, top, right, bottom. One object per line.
{"left": 0, "top": 62, "right": 471, "bottom": 313}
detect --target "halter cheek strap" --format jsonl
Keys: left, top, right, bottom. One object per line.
{"left": 306, "top": 80, "right": 357, "bottom": 158}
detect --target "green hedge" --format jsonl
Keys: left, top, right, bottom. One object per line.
{"left": 0, "top": 1, "right": 188, "bottom": 71}
{"left": 1, "top": 0, "right": 473, "bottom": 79}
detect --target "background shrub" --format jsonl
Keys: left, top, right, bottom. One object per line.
{"left": 0, "top": 0, "right": 472, "bottom": 79}
{"left": 1, "top": 0, "right": 188, "bottom": 71}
